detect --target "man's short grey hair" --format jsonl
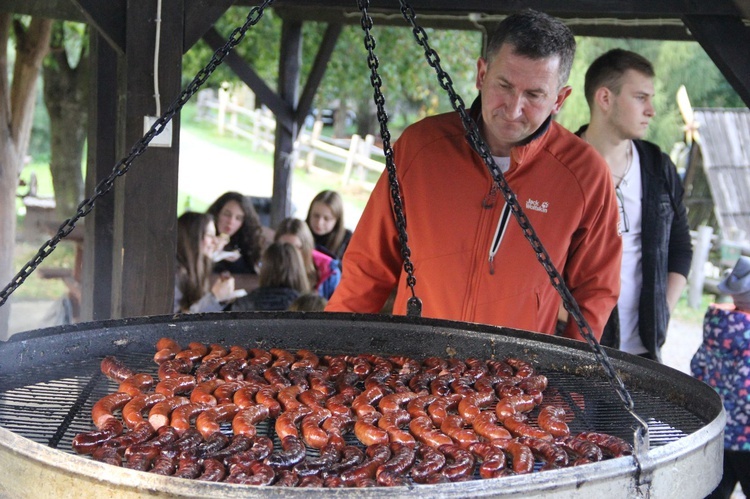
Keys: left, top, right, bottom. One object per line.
{"left": 485, "top": 9, "right": 576, "bottom": 88}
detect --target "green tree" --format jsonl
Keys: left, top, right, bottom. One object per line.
{"left": 43, "top": 21, "right": 88, "bottom": 218}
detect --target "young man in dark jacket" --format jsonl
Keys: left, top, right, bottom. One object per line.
{"left": 575, "top": 49, "right": 693, "bottom": 361}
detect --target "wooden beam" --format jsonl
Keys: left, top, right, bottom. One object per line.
{"left": 683, "top": 15, "right": 750, "bottom": 107}
{"left": 202, "top": 26, "right": 294, "bottom": 130}
{"left": 111, "top": 0, "right": 183, "bottom": 319}
{"left": 295, "top": 23, "right": 342, "bottom": 130}
{"left": 184, "top": 0, "right": 236, "bottom": 52}
{"left": 271, "top": 19, "right": 302, "bottom": 227}
{"left": 70, "top": 0, "right": 126, "bottom": 54}
{"left": 0, "top": 0, "right": 84, "bottom": 21}
{"left": 732, "top": 0, "right": 750, "bottom": 18}
{"left": 82, "top": 31, "right": 119, "bottom": 321}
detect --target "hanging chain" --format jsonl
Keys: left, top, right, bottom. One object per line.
{"left": 0, "top": 0, "right": 275, "bottom": 309}
{"left": 397, "top": 1, "right": 650, "bottom": 451}
{"left": 356, "top": 0, "right": 422, "bottom": 317}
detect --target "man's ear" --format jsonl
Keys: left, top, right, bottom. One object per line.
{"left": 552, "top": 85, "right": 572, "bottom": 114}
{"left": 476, "top": 57, "right": 487, "bottom": 91}
{"left": 594, "top": 86, "right": 613, "bottom": 111}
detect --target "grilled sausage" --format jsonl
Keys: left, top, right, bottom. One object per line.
{"left": 100, "top": 356, "right": 135, "bottom": 383}
{"left": 91, "top": 392, "right": 132, "bottom": 429}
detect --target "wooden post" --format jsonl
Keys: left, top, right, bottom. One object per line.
{"left": 271, "top": 19, "right": 302, "bottom": 227}
{"left": 358, "top": 134, "right": 375, "bottom": 182}
{"left": 688, "top": 225, "right": 714, "bottom": 308}
{"left": 342, "top": 134, "right": 361, "bottom": 186}
{"left": 218, "top": 84, "right": 228, "bottom": 135}
{"left": 305, "top": 120, "right": 323, "bottom": 171}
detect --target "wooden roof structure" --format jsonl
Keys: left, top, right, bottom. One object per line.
{"left": 2, "top": 0, "right": 750, "bottom": 323}
{"left": 684, "top": 108, "right": 750, "bottom": 248}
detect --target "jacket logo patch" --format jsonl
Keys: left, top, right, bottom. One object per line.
{"left": 525, "top": 199, "right": 549, "bottom": 213}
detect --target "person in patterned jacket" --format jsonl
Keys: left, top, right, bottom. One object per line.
{"left": 691, "top": 255, "right": 750, "bottom": 498}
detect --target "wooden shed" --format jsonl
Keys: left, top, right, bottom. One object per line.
{"left": 684, "top": 108, "right": 750, "bottom": 250}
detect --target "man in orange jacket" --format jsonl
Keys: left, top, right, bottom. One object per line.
{"left": 326, "top": 10, "right": 622, "bottom": 342}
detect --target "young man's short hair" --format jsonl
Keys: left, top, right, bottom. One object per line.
{"left": 584, "top": 49, "right": 655, "bottom": 107}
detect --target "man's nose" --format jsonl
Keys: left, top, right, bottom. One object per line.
{"left": 505, "top": 94, "right": 523, "bottom": 119}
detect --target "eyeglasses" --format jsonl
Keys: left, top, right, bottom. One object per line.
{"left": 615, "top": 186, "right": 630, "bottom": 234}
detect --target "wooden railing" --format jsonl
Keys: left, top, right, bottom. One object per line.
{"left": 195, "top": 88, "right": 385, "bottom": 191}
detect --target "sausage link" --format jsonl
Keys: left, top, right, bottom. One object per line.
{"left": 275, "top": 405, "right": 312, "bottom": 440}
{"left": 294, "top": 443, "right": 340, "bottom": 476}
{"left": 190, "top": 379, "right": 226, "bottom": 406}
{"left": 438, "top": 443, "right": 476, "bottom": 481}
{"left": 559, "top": 436, "right": 604, "bottom": 463}
{"left": 157, "top": 357, "right": 193, "bottom": 381}
{"left": 300, "top": 408, "right": 332, "bottom": 450}
{"left": 197, "top": 457, "right": 226, "bottom": 482}
{"left": 537, "top": 405, "right": 570, "bottom": 438}
{"left": 492, "top": 439, "right": 535, "bottom": 474}
{"left": 427, "top": 393, "right": 462, "bottom": 427}
{"left": 118, "top": 373, "right": 155, "bottom": 397}
{"left": 247, "top": 348, "right": 273, "bottom": 366}
{"left": 213, "top": 380, "right": 245, "bottom": 405}
{"left": 517, "top": 436, "right": 569, "bottom": 469}
{"left": 219, "top": 359, "right": 247, "bottom": 382}
{"left": 72, "top": 418, "right": 123, "bottom": 454}
{"left": 203, "top": 434, "right": 253, "bottom": 461}
{"left": 502, "top": 413, "right": 553, "bottom": 441}
{"left": 410, "top": 443, "right": 446, "bottom": 483}
{"left": 505, "top": 357, "right": 535, "bottom": 378}
{"left": 472, "top": 411, "right": 512, "bottom": 441}
{"left": 91, "top": 392, "right": 132, "bottom": 429}
{"left": 277, "top": 385, "right": 304, "bottom": 411}
{"left": 440, "top": 414, "right": 480, "bottom": 449}
{"left": 195, "top": 357, "right": 227, "bottom": 383}
{"left": 232, "top": 385, "right": 260, "bottom": 409}
{"left": 148, "top": 396, "right": 189, "bottom": 430}
{"left": 340, "top": 443, "right": 391, "bottom": 486}
{"left": 409, "top": 416, "right": 453, "bottom": 449}
{"left": 195, "top": 403, "right": 239, "bottom": 439}
{"left": 576, "top": 431, "right": 633, "bottom": 457}
{"left": 270, "top": 348, "right": 295, "bottom": 368}
{"left": 201, "top": 343, "right": 228, "bottom": 362}
{"left": 155, "top": 375, "right": 196, "bottom": 397}
{"left": 352, "top": 385, "right": 388, "bottom": 417}
{"left": 292, "top": 349, "right": 320, "bottom": 370}
{"left": 232, "top": 404, "right": 270, "bottom": 438}
{"left": 458, "top": 390, "right": 496, "bottom": 424}
{"left": 327, "top": 445, "right": 365, "bottom": 475}
{"left": 100, "top": 356, "right": 135, "bottom": 383}
{"left": 91, "top": 443, "right": 122, "bottom": 466}
{"left": 406, "top": 394, "right": 437, "bottom": 420}
{"left": 354, "top": 411, "right": 389, "bottom": 447}
{"left": 298, "top": 475, "right": 324, "bottom": 487}
{"left": 495, "top": 394, "right": 537, "bottom": 419}
{"left": 150, "top": 449, "right": 178, "bottom": 476}
{"left": 265, "top": 435, "right": 306, "bottom": 469}
{"left": 469, "top": 442, "right": 508, "bottom": 479}
{"left": 197, "top": 431, "right": 229, "bottom": 458}
{"left": 518, "top": 374, "right": 549, "bottom": 393}
{"left": 154, "top": 338, "right": 181, "bottom": 364}
{"left": 110, "top": 420, "right": 156, "bottom": 449}
{"left": 172, "top": 451, "right": 201, "bottom": 479}
{"left": 255, "top": 387, "right": 282, "bottom": 418}
{"left": 169, "top": 402, "right": 211, "bottom": 435}
{"left": 378, "top": 409, "right": 415, "bottom": 446}
{"left": 379, "top": 391, "right": 419, "bottom": 414}
{"left": 122, "top": 393, "right": 166, "bottom": 429}
{"left": 174, "top": 342, "right": 208, "bottom": 363}
{"left": 376, "top": 442, "right": 416, "bottom": 485}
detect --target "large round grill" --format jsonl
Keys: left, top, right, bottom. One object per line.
{"left": 0, "top": 312, "right": 723, "bottom": 497}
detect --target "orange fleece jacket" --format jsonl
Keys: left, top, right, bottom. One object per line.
{"left": 326, "top": 111, "right": 621, "bottom": 341}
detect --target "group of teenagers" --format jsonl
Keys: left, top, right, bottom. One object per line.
{"left": 175, "top": 189, "right": 351, "bottom": 316}
{"left": 173, "top": 9, "right": 747, "bottom": 496}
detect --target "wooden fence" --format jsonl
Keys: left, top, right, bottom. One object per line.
{"left": 195, "top": 88, "right": 385, "bottom": 190}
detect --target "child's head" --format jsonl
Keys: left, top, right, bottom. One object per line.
{"left": 275, "top": 218, "right": 315, "bottom": 260}
{"left": 258, "top": 242, "right": 310, "bottom": 293}
{"left": 288, "top": 293, "right": 327, "bottom": 312}
{"left": 306, "top": 190, "right": 344, "bottom": 238}
{"left": 718, "top": 256, "right": 750, "bottom": 312}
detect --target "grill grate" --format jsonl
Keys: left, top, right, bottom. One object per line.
{"left": 0, "top": 352, "right": 704, "bottom": 458}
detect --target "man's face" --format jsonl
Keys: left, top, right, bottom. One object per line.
{"left": 608, "top": 69, "right": 656, "bottom": 140}
{"left": 476, "top": 43, "right": 572, "bottom": 156}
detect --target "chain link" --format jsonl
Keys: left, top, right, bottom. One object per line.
{"left": 397, "top": 1, "right": 647, "bottom": 436}
{"left": 356, "top": 0, "right": 422, "bottom": 317}
{"left": 0, "top": 0, "right": 275, "bottom": 309}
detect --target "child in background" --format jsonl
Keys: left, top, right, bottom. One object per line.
{"left": 306, "top": 190, "right": 352, "bottom": 261}
{"left": 207, "top": 192, "right": 266, "bottom": 274}
{"left": 175, "top": 212, "right": 235, "bottom": 313}
{"left": 288, "top": 293, "right": 328, "bottom": 312}
{"left": 691, "top": 255, "right": 750, "bottom": 498}
{"left": 275, "top": 217, "right": 341, "bottom": 300}
{"left": 231, "top": 242, "right": 310, "bottom": 312}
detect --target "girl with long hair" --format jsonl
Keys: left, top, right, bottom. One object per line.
{"left": 175, "top": 212, "right": 235, "bottom": 313}
{"left": 305, "top": 190, "right": 352, "bottom": 260}
{"left": 275, "top": 217, "right": 341, "bottom": 299}
{"left": 207, "top": 192, "right": 266, "bottom": 274}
